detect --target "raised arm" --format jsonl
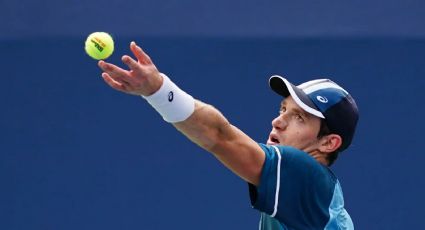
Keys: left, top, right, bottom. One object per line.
{"left": 98, "top": 42, "right": 265, "bottom": 185}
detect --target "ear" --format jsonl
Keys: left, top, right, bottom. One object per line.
{"left": 318, "top": 134, "right": 342, "bottom": 153}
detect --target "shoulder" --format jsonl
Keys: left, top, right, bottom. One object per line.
{"left": 255, "top": 144, "right": 342, "bottom": 228}
{"left": 259, "top": 143, "right": 337, "bottom": 184}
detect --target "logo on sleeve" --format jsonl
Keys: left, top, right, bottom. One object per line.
{"left": 168, "top": 91, "right": 174, "bottom": 102}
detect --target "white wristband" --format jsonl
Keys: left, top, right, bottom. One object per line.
{"left": 142, "top": 73, "right": 195, "bottom": 123}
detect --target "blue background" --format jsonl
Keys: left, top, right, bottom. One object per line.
{"left": 2, "top": 1, "right": 425, "bottom": 229}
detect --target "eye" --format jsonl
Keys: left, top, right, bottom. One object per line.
{"left": 295, "top": 114, "right": 304, "bottom": 122}
{"left": 279, "top": 106, "right": 286, "bottom": 114}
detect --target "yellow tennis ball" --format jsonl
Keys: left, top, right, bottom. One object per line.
{"left": 84, "top": 32, "right": 114, "bottom": 60}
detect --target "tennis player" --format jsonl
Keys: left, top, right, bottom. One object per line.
{"left": 98, "top": 41, "right": 358, "bottom": 230}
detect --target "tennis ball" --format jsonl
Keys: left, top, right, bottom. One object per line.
{"left": 84, "top": 32, "right": 114, "bottom": 60}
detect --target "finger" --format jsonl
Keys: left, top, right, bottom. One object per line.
{"left": 130, "top": 41, "right": 152, "bottom": 65}
{"left": 103, "top": 72, "right": 132, "bottom": 87}
{"left": 121, "top": 55, "right": 142, "bottom": 72}
{"left": 101, "top": 72, "right": 128, "bottom": 92}
{"left": 98, "top": 60, "right": 126, "bottom": 75}
{"left": 98, "top": 60, "right": 131, "bottom": 82}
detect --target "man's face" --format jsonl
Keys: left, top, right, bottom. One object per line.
{"left": 267, "top": 96, "right": 322, "bottom": 153}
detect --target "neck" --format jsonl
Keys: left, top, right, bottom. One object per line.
{"left": 308, "top": 150, "right": 329, "bottom": 166}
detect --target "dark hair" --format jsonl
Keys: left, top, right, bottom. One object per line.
{"left": 317, "top": 119, "right": 340, "bottom": 166}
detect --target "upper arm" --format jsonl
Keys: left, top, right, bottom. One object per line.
{"left": 210, "top": 123, "right": 265, "bottom": 185}
{"left": 173, "top": 100, "right": 265, "bottom": 185}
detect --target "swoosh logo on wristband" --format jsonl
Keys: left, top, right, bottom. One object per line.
{"left": 168, "top": 91, "right": 174, "bottom": 102}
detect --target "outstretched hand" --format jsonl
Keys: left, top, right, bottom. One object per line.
{"left": 98, "top": 41, "right": 163, "bottom": 96}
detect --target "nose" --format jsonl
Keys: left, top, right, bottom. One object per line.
{"left": 271, "top": 114, "right": 288, "bottom": 130}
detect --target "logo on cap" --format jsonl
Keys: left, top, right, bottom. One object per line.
{"left": 316, "top": 95, "right": 328, "bottom": 103}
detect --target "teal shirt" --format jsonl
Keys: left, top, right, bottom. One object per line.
{"left": 249, "top": 144, "right": 354, "bottom": 230}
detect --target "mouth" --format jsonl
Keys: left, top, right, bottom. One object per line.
{"left": 267, "top": 134, "right": 280, "bottom": 145}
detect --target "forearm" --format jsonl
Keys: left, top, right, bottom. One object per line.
{"left": 173, "top": 100, "right": 233, "bottom": 152}
{"left": 173, "top": 100, "right": 264, "bottom": 185}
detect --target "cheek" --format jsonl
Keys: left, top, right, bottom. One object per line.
{"left": 294, "top": 127, "right": 318, "bottom": 143}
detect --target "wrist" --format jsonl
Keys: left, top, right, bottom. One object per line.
{"left": 144, "top": 72, "right": 165, "bottom": 96}
{"left": 142, "top": 73, "right": 195, "bottom": 123}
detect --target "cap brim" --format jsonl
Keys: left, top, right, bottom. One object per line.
{"left": 269, "top": 75, "right": 325, "bottom": 118}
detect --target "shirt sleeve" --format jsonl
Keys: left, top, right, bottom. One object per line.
{"left": 249, "top": 144, "right": 336, "bottom": 229}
